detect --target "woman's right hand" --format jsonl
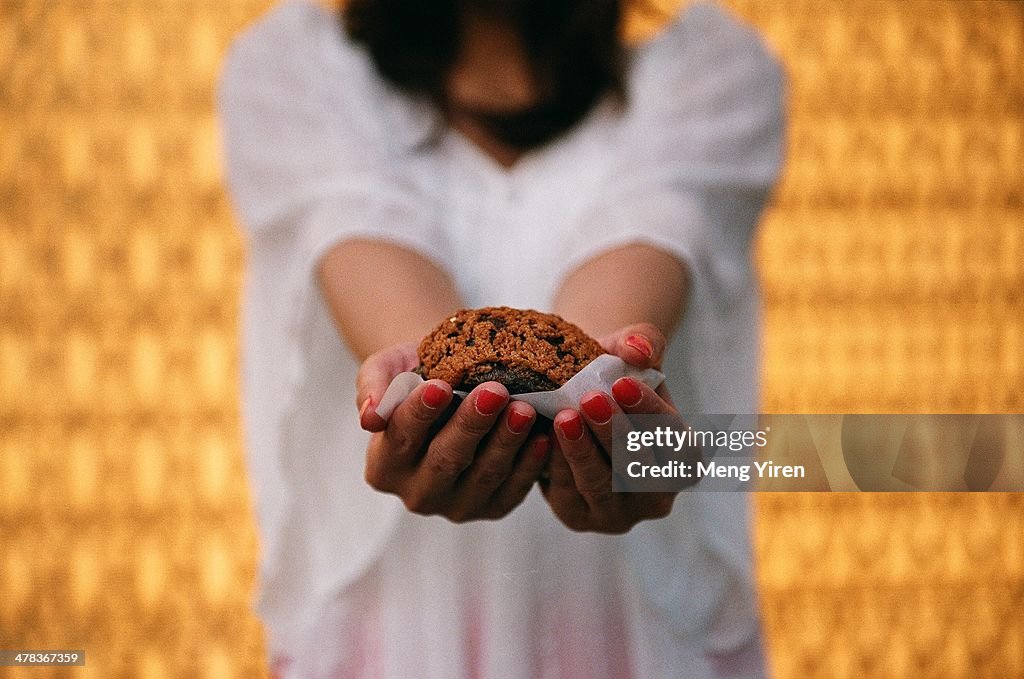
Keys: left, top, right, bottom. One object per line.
{"left": 356, "top": 343, "right": 551, "bottom": 523}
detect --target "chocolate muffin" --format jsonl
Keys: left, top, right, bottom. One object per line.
{"left": 417, "top": 307, "right": 605, "bottom": 394}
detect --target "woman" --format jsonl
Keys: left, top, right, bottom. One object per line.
{"left": 219, "top": 0, "right": 784, "bottom": 676}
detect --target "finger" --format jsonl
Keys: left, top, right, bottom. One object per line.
{"left": 482, "top": 433, "right": 552, "bottom": 519}
{"left": 413, "top": 382, "right": 509, "bottom": 500}
{"left": 611, "top": 377, "right": 676, "bottom": 415}
{"left": 599, "top": 323, "right": 666, "bottom": 370}
{"left": 356, "top": 342, "right": 419, "bottom": 432}
{"left": 355, "top": 341, "right": 418, "bottom": 409}
{"left": 578, "top": 391, "right": 618, "bottom": 456}
{"left": 360, "top": 396, "right": 388, "bottom": 433}
{"left": 543, "top": 437, "right": 576, "bottom": 492}
{"left": 539, "top": 439, "right": 589, "bottom": 525}
{"left": 553, "top": 409, "right": 613, "bottom": 504}
{"left": 378, "top": 379, "right": 454, "bottom": 466}
{"left": 577, "top": 391, "right": 655, "bottom": 485}
{"left": 451, "top": 401, "right": 537, "bottom": 516}
{"left": 611, "top": 377, "right": 698, "bottom": 472}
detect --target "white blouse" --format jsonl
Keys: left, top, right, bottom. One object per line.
{"left": 219, "top": 1, "right": 785, "bottom": 677}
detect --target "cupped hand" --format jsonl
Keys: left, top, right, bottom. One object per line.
{"left": 355, "top": 342, "right": 550, "bottom": 523}
{"left": 540, "top": 326, "right": 695, "bottom": 534}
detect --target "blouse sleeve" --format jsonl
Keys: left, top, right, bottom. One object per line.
{"left": 217, "top": 1, "right": 447, "bottom": 269}
{"left": 562, "top": 5, "right": 786, "bottom": 657}
{"left": 216, "top": 3, "right": 443, "bottom": 633}
{"left": 556, "top": 3, "right": 786, "bottom": 289}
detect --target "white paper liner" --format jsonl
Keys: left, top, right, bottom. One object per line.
{"left": 373, "top": 354, "right": 665, "bottom": 421}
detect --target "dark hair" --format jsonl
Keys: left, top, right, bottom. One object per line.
{"left": 343, "top": 0, "right": 624, "bottom": 150}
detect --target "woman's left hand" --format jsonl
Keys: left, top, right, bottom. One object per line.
{"left": 541, "top": 376, "right": 688, "bottom": 533}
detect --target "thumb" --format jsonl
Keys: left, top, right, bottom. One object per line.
{"left": 356, "top": 341, "right": 418, "bottom": 432}
{"left": 598, "top": 323, "right": 666, "bottom": 370}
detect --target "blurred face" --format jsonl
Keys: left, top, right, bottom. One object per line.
{"left": 445, "top": 14, "right": 542, "bottom": 119}
{"left": 344, "top": 0, "right": 623, "bottom": 154}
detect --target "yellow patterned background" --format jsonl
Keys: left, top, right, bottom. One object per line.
{"left": 1, "top": 0, "right": 1021, "bottom": 677}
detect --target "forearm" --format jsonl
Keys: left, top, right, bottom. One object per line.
{"left": 317, "top": 239, "right": 463, "bottom": 361}
{"left": 552, "top": 243, "right": 689, "bottom": 341}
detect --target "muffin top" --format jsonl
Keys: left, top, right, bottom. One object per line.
{"left": 417, "top": 307, "right": 606, "bottom": 394}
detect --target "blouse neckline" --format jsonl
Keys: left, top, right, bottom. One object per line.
{"left": 310, "top": 0, "right": 634, "bottom": 186}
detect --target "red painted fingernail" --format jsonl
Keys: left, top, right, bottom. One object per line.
{"left": 475, "top": 388, "right": 507, "bottom": 416}
{"left": 625, "top": 334, "right": 653, "bottom": 360}
{"left": 359, "top": 398, "right": 373, "bottom": 419}
{"left": 581, "top": 392, "right": 614, "bottom": 424}
{"left": 421, "top": 383, "right": 450, "bottom": 409}
{"left": 557, "top": 413, "right": 584, "bottom": 441}
{"left": 533, "top": 436, "right": 552, "bottom": 461}
{"left": 507, "top": 407, "right": 533, "bottom": 434}
{"left": 612, "top": 377, "right": 643, "bottom": 407}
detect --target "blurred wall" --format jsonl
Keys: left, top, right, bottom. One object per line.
{"left": 0, "top": 1, "right": 1021, "bottom": 678}
{"left": 724, "top": 3, "right": 1024, "bottom": 677}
